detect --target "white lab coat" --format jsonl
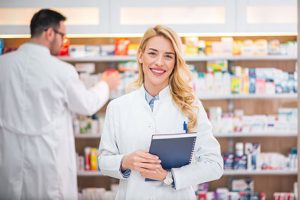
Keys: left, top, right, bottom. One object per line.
{"left": 98, "top": 86, "right": 223, "bottom": 200}
{"left": 0, "top": 43, "right": 109, "bottom": 200}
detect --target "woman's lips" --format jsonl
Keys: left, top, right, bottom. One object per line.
{"left": 150, "top": 67, "right": 166, "bottom": 76}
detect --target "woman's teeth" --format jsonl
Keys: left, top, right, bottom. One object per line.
{"left": 151, "top": 68, "right": 165, "bottom": 74}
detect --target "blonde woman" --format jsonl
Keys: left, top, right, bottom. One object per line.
{"left": 98, "top": 25, "right": 223, "bottom": 199}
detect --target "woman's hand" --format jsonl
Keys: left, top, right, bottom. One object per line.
{"left": 121, "top": 150, "right": 161, "bottom": 173}
{"left": 140, "top": 165, "right": 168, "bottom": 181}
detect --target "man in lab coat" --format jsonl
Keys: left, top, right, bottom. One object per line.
{"left": 0, "top": 9, "right": 120, "bottom": 199}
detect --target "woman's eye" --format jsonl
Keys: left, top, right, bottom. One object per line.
{"left": 148, "top": 52, "right": 156, "bottom": 56}
{"left": 165, "top": 55, "right": 173, "bottom": 59}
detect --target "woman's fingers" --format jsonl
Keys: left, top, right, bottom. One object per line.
{"left": 133, "top": 156, "right": 161, "bottom": 164}
{"left": 133, "top": 162, "right": 161, "bottom": 170}
{"left": 137, "top": 151, "right": 159, "bottom": 161}
{"left": 139, "top": 168, "right": 158, "bottom": 174}
{"left": 124, "top": 150, "right": 161, "bottom": 172}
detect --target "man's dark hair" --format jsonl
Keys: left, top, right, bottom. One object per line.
{"left": 30, "top": 9, "right": 66, "bottom": 38}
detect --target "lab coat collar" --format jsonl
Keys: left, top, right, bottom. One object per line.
{"left": 19, "top": 42, "right": 50, "bottom": 56}
{"left": 144, "top": 89, "right": 159, "bottom": 104}
{"left": 139, "top": 85, "right": 171, "bottom": 101}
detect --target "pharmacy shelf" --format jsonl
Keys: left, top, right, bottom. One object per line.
{"left": 79, "top": 170, "right": 297, "bottom": 176}
{"left": 59, "top": 55, "right": 136, "bottom": 62}
{"left": 223, "top": 170, "right": 297, "bottom": 176}
{"left": 185, "top": 55, "right": 297, "bottom": 61}
{"left": 214, "top": 131, "right": 297, "bottom": 138}
{"left": 198, "top": 93, "right": 297, "bottom": 100}
{"left": 74, "top": 134, "right": 101, "bottom": 139}
{"left": 74, "top": 132, "right": 297, "bottom": 139}
{"left": 77, "top": 170, "right": 297, "bottom": 176}
{"left": 58, "top": 55, "right": 297, "bottom": 62}
{"left": 77, "top": 171, "right": 102, "bottom": 177}
{"left": 108, "top": 93, "right": 297, "bottom": 101}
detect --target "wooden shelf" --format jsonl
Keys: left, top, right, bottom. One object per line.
{"left": 185, "top": 55, "right": 297, "bottom": 61}
{"left": 108, "top": 93, "right": 298, "bottom": 101}
{"left": 77, "top": 171, "right": 102, "bottom": 177}
{"left": 74, "top": 134, "right": 101, "bottom": 139}
{"left": 77, "top": 170, "right": 297, "bottom": 177}
{"left": 59, "top": 55, "right": 136, "bottom": 62}
{"left": 58, "top": 55, "right": 297, "bottom": 62}
{"left": 223, "top": 170, "right": 297, "bottom": 176}
{"left": 59, "top": 37, "right": 297, "bottom": 199}
{"left": 75, "top": 131, "right": 297, "bottom": 139}
{"left": 198, "top": 93, "right": 297, "bottom": 100}
{"left": 214, "top": 131, "right": 297, "bottom": 138}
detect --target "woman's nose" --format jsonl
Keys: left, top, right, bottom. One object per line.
{"left": 155, "top": 55, "right": 164, "bottom": 67}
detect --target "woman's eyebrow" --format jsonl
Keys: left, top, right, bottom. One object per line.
{"left": 148, "top": 48, "right": 158, "bottom": 52}
{"left": 165, "top": 52, "right": 175, "bottom": 55}
{"left": 148, "top": 48, "right": 175, "bottom": 55}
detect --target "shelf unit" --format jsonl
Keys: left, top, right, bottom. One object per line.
{"left": 202, "top": 50, "right": 297, "bottom": 198}
{"left": 223, "top": 170, "right": 297, "bottom": 176}
{"left": 75, "top": 131, "right": 297, "bottom": 139}
{"left": 58, "top": 54, "right": 297, "bottom": 62}
{"left": 77, "top": 171, "right": 102, "bottom": 177}
{"left": 74, "top": 134, "right": 101, "bottom": 139}
{"left": 71, "top": 52, "right": 297, "bottom": 198}
{"left": 77, "top": 170, "right": 297, "bottom": 177}
{"left": 4, "top": 35, "right": 297, "bottom": 199}
{"left": 198, "top": 93, "right": 297, "bottom": 100}
{"left": 214, "top": 131, "right": 297, "bottom": 138}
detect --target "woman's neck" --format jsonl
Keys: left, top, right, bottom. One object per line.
{"left": 144, "top": 82, "right": 168, "bottom": 96}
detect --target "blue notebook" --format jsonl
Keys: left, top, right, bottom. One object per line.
{"left": 145, "top": 133, "right": 197, "bottom": 181}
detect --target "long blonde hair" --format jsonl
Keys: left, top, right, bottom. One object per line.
{"left": 132, "top": 25, "right": 198, "bottom": 132}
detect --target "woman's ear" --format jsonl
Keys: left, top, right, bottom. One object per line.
{"left": 137, "top": 50, "right": 143, "bottom": 64}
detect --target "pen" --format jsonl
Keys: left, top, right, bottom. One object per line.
{"left": 183, "top": 121, "right": 188, "bottom": 133}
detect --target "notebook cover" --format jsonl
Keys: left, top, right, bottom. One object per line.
{"left": 145, "top": 133, "right": 197, "bottom": 181}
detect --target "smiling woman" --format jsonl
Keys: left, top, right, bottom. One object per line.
{"left": 98, "top": 25, "right": 223, "bottom": 200}
{"left": 135, "top": 25, "right": 198, "bottom": 131}
{"left": 138, "top": 36, "right": 175, "bottom": 97}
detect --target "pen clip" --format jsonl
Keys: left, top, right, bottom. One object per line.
{"left": 183, "top": 121, "right": 188, "bottom": 133}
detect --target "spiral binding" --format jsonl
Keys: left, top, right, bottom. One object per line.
{"left": 189, "top": 137, "right": 197, "bottom": 163}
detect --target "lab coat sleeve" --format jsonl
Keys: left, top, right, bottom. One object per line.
{"left": 65, "top": 71, "right": 109, "bottom": 116}
{"left": 98, "top": 102, "right": 129, "bottom": 180}
{"left": 171, "top": 101, "right": 223, "bottom": 190}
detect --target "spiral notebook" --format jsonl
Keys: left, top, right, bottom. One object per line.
{"left": 145, "top": 132, "right": 197, "bottom": 181}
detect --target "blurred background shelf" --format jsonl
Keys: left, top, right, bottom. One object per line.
{"left": 214, "top": 131, "right": 297, "bottom": 138}
{"left": 2, "top": 0, "right": 297, "bottom": 197}
{"left": 58, "top": 54, "right": 297, "bottom": 62}
{"left": 223, "top": 170, "right": 297, "bottom": 176}
{"left": 74, "top": 134, "right": 101, "bottom": 139}
{"left": 198, "top": 94, "right": 297, "bottom": 100}
{"left": 75, "top": 131, "right": 297, "bottom": 139}
{"left": 77, "top": 170, "right": 297, "bottom": 177}
{"left": 77, "top": 171, "right": 102, "bottom": 177}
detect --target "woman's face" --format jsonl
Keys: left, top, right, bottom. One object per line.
{"left": 138, "top": 36, "right": 176, "bottom": 94}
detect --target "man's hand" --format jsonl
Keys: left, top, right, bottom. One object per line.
{"left": 101, "top": 70, "right": 120, "bottom": 92}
